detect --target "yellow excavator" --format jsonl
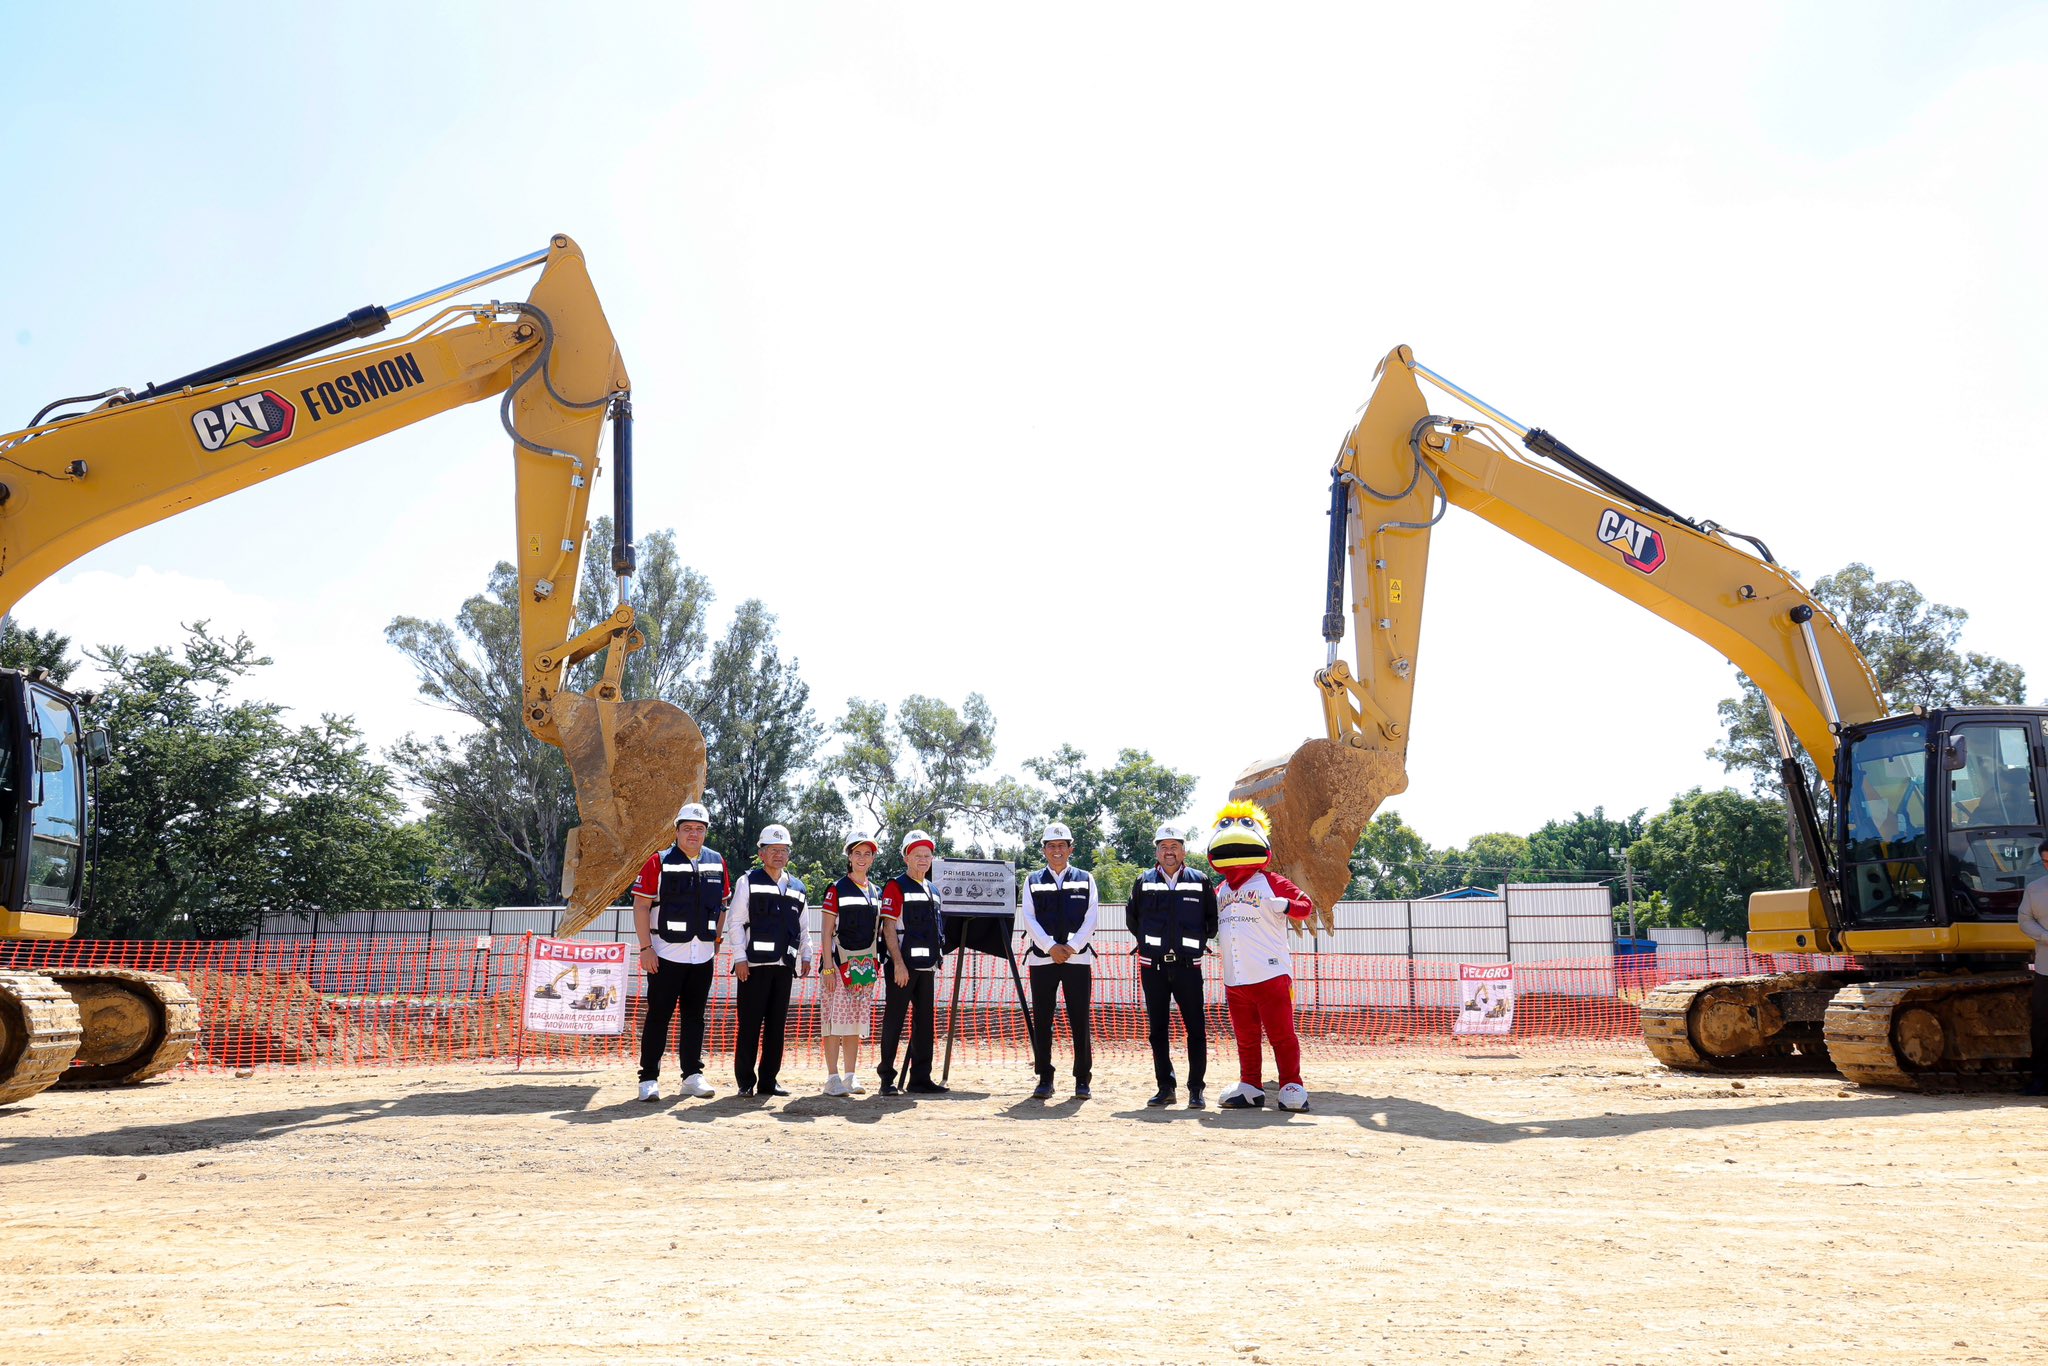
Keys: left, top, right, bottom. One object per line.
{"left": 0, "top": 235, "right": 706, "bottom": 1104}
{"left": 1239, "top": 345, "right": 2037, "bottom": 1088}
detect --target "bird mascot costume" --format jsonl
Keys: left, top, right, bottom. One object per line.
{"left": 1205, "top": 800, "right": 1316, "bottom": 1111}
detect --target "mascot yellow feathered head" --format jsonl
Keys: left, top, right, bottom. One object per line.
{"left": 1206, "top": 799, "right": 1273, "bottom": 871}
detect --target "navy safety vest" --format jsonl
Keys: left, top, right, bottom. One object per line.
{"left": 891, "top": 874, "right": 944, "bottom": 972}
{"left": 740, "top": 869, "right": 805, "bottom": 967}
{"left": 655, "top": 845, "right": 726, "bottom": 945}
{"left": 1130, "top": 869, "right": 1211, "bottom": 968}
{"left": 830, "top": 876, "right": 881, "bottom": 958}
{"left": 1027, "top": 867, "right": 1092, "bottom": 943}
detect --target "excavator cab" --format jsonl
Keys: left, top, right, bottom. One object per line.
{"left": 1840, "top": 710, "right": 2048, "bottom": 932}
{"left": 0, "top": 670, "right": 97, "bottom": 942}
{"left": 0, "top": 670, "right": 200, "bottom": 1104}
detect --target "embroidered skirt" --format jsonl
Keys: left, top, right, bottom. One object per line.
{"left": 821, "top": 976, "right": 874, "bottom": 1039}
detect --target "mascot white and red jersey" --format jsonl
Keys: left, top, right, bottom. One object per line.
{"left": 1205, "top": 800, "right": 1315, "bottom": 1112}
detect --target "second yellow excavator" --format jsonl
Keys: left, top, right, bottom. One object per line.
{"left": 0, "top": 236, "right": 706, "bottom": 1104}
{"left": 1241, "top": 346, "right": 2037, "bottom": 1088}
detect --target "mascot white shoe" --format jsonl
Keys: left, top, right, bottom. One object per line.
{"left": 1276, "top": 1082, "right": 1311, "bottom": 1112}
{"left": 1218, "top": 1080, "right": 1266, "bottom": 1110}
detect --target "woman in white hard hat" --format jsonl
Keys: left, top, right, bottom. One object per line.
{"left": 817, "top": 832, "right": 884, "bottom": 1097}
{"left": 877, "top": 829, "right": 948, "bottom": 1095}
{"left": 727, "top": 823, "right": 810, "bottom": 1097}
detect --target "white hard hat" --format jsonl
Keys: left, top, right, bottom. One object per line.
{"left": 675, "top": 803, "right": 710, "bottom": 826}
{"left": 1042, "top": 821, "right": 1074, "bottom": 845}
{"left": 901, "top": 828, "right": 937, "bottom": 854}
{"left": 1153, "top": 823, "right": 1184, "bottom": 845}
{"left": 757, "top": 823, "right": 792, "bottom": 847}
{"left": 844, "top": 830, "right": 883, "bottom": 856}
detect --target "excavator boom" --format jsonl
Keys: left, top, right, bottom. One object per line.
{"left": 0, "top": 236, "right": 703, "bottom": 1099}
{"left": 1239, "top": 345, "right": 1882, "bottom": 919}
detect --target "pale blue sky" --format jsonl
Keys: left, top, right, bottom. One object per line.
{"left": 4, "top": 2, "right": 2045, "bottom": 849}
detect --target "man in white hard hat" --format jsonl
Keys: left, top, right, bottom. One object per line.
{"left": 630, "top": 803, "right": 726, "bottom": 1102}
{"left": 1021, "top": 820, "right": 1099, "bottom": 1100}
{"left": 877, "top": 829, "right": 949, "bottom": 1096}
{"left": 726, "top": 823, "right": 810, "bottom": 1097}
{"left": 1127, "top": 823, "right": 1218, "bottom": 1109}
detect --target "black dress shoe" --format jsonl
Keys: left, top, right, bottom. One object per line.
{"left": 1073, "top": 1083, "right": 1092, "bottom": 1100}
{"left": 1146, "top": 1088, "right": 1175, "bottom": 1108}
{"left": 906, "top": 1080, "right": 949, "bottom": 1095}
{"left": 1030, "top": 1080, "right": 1054, "bottom": 1100}
{"left": 766, "top": 1083, "right": 791, "bottom": 1097}
{"left": 2024, "top": 1078, "right": 2048, "bottom": 1097}
{"left": 880, "top": 1082, "right": 902, "bottom": 1096}
{"left": 735, "top": 1085, "right": 755, "bottom": 1096}
{"left": 1187, "top": 1087, "right": 1206, "bottom": 1110}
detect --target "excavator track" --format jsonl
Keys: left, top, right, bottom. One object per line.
{"left": 0, "top": 970, "right": 84, "bottom": 1105}
{"left": 45, "top": 967, "right": 199, "bottom": 1087}
{"left": 1823, "top": 971, "right": 2033, "bottom": 1091}
{"left": 1641, "top": 972, "right": 1852, "bottom": 1072}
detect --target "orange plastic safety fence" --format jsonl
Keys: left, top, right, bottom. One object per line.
{"left": 0, "top": 937, "right": 1822, "bottom": 1072}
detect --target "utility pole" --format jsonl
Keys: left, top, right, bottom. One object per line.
{"left": 1623, "top": 853, "right": 1637, "bottom": 941}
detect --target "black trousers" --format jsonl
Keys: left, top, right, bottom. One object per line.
{"left": 1029, "top": 961, "right": 1093, "bottom": 1085}
{"left": 1140, "top": 960, "right": 1206, "bottom": 1091}
{"left": 638, "top": 956, "right": 715, "bottom": 1082}
{"left": 2032, "top": 972, "right": 2048, "bottom": 1085}
{"left": 733, "top": 963, "right": 793, "bottom": 1090}
{"left": 880, "top": 968, "right": 937, "bottom": 1086}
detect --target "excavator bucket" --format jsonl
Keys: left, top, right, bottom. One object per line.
{"left": 1230, "top": 739, "right": 1408, "bottom": 931}
{"left": 551, "top": 692, "right": 707, "bottom": 937}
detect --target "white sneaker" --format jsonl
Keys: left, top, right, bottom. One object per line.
{"left": 823, "top": 1074, "right": 850, "bottom": 1097}
{"left": 637, "top": 1080, "right": 660, "bottom": 1102}
{"left": 845, "top": 1072, "right": 867, "bottom": 1093}
{"left": 678, "top": 1073, "right": 715, "bottom": 1099}
{"left": 1277, "top": 1083, "right": 1310, "bottom": 1112}
{"left": 1219, "top": 1082, "right": 1266, "bottom": 1110}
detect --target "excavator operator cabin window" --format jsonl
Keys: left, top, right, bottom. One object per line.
{"left": 1846, "top": 724, "right": 1928, "bottom": 861}
{"left": 1943, "top": 721, "right": 2044, "bottom": 920}
{"left": 1843, "top": 723, "right": 1932, "bottom": 925}
{"left": 25, "top": 687, "right": 83, "bottom": 908}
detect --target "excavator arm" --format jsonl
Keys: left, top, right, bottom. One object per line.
{"left": 0, "top": 234, "right": 703, "bottom": 941}
{"left": 1236, "top": 345, "right": 1884, "bottom": 921}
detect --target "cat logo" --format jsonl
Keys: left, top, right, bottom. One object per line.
{"left": 1595, "top": 507, "right": 1666, "bottom": 574}
{"left": 191, "top": 390, "right": 296, "bottom": 453}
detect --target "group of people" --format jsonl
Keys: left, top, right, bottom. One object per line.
{"left": 632, "top": 799, "right": 1322, "bottom": 1110}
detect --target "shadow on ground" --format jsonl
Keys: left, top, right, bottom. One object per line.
{"left": 1172, "top": 1087, "right": 2027, "bottom": 1142}
{"left": 0, "top": 1083, "right": 601, "bottom": 1166}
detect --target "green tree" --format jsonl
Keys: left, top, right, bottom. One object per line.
{"left": 1710, "top": 563, "right": 2027, "bottom": 794}
{"left": 1435, "top": 831, "right": 1533, "bottom": 890}
{"left": 825, "top": 693, "right": 1026, "bottom": 854}
{"left": 1346, "top": 810, "right": 1447, "bottom": 899}
{"left": 0, "top": 619, "right": 78, "bottom": 685}
{"left": 1091, "top": 855, "right": 1144, "bottom": 905}
{"left": 1525, "top": 807, "right": 1641, "bottom": 879}
{"left": 87, "top": 625, "right": 429, "bottom": 938}
{"left": 1627, "top": 787, "right": 1792, "bottom": 937}
{"left": 693, "top": 600, "right": 823, "bottom": 862}
{"left": 387, "top": 563, "right": 577, "bottom": 904}
{"left": 387, "top": 530, "right": 725, "bottom": 903}
{"left": 785, "top": 774, "right": 853, "bottom": 892}
{"left": 1023, "top": 745, "right": 1198, "bottom": 868}
{"left": 570, "top": 516, "right": 714, "bottom": 704}
{"left": 1616, "top": 888, "right": 1674, "bottom": 932}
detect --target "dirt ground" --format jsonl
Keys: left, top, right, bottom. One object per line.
{"left": 5, "top": 1050, "right": 2048, "bottom": 1365}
